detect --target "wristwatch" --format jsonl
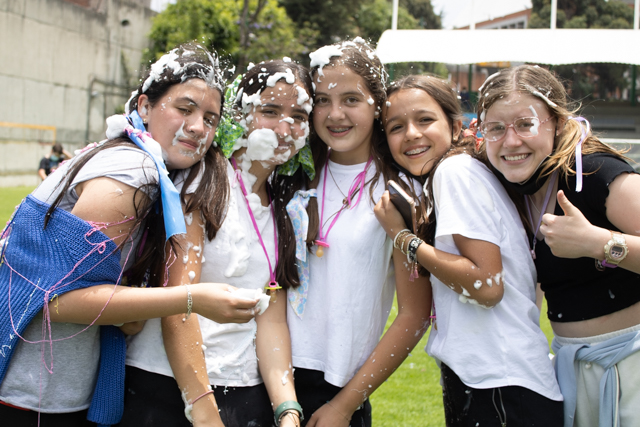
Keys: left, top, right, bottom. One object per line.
{"left": 601, "top": 231, "right": 628, "bottom": 268}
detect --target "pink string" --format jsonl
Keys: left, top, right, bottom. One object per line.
{"left": 4, "top": 222, "right": 137, "bottom": 375}
{"left": 230, "top": 158, "right": 278, "bottom": 286}
{"left": 317, "top": 154, "right": 373, "bottom": 247}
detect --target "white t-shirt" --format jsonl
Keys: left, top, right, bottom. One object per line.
{"left": 425, "top": 154, "right": 562, "bottom": 401}
{"left": 126, "top": 161, "right": 276, "bottom": 386}
{"left": 287, "top": 160, "right": 396, "bottom": 388}
{"left": 0, "top": 145, "right": 157, "bottom": 412}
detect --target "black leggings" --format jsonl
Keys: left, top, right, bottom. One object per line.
{"left": 294, "top": 367, "right": 371, "bottom": 427}
{"left": 441, "top": 363, "right": 563, "bottom": 427}
{"left": 0, "top": 402, "right": 95, "bottom": 427}
{"left": 116, "top": 366, "right": 273, "bottom": 427}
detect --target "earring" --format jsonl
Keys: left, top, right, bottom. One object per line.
{"left": 143, "top": 119, "right": 147, "bottom": 124}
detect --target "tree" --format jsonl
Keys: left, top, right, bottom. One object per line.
{"left": 279, "top": 0, "right": 367, "bottom": 48}
{"left": 146, "top": 0, "right": 309, "bottom": 76}
{"left": 400, "top": 0, "right": 441, "bottom": 29}
{"left": 528, "top": 0, "right": 634, "bottom": 101}
{"left": 355, "top": 0, "right": 418, "bottom": 42}
{"left": 281, "top": 0, "right": 444, "bottom": 76}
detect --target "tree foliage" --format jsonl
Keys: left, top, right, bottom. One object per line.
{"left": 279, "top": 0, "right": 366, "bottom": 47}
{"left": 281, "top": 0, "right": 441, "bottom": 48}
{"left": 147, "top": 0, "right": 444, "bottom": 78}
{"left": 146, "top": 0, "right": 311, "bottom": 75}
{"left": 529, "top": 0, "right": 635, "bottom": 101}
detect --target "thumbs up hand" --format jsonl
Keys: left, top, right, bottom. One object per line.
{"left": 539, "top": 190, "right": 605, "bottom": 259}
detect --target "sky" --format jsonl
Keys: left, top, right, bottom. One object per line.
{"left": 430, "top": 0, "right": 532, "bottom": 29}
{"left": 151, "top": 0, "right": 533, "bottom": 29}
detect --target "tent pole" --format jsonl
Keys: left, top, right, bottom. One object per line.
{"left": 632, "top": 65, "right": 637, "bottom": 107}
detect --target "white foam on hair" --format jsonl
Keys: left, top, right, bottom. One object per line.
{"left": 524, "top": 84, "right": 558, "bottom": 108}
{"left": 142, "top": 50, "right": 181, "bottom": 93}
{"left": 478, "top": 71, "right": 500, "bottom": 93}
{"left": 124, "top": 90, "right": 138, "bottom": 114}
{"left": 309, "top": 45, "right": 344, "bottom": 77}
{"left": 294, "top": 85, "right": 310, "bottom": 106}
{"left": 266, "top": 68, "right": 295, "bottom": 87}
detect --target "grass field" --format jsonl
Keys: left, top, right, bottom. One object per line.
{"left": 0, "top": 185, "right": 554, "bottom": 426}
{"left": 370, "top": 298, "right": 554, "bottom": 426}
{"left": 0, "top": 186, "right": 35, "bottom": 227}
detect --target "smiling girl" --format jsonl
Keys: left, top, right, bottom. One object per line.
{"left": 479, "top": 65, "right": 640, "bottom": 427}
{"left": 374, "top": 74, "right": 563, "bottom": 427}
{"left": 286, "top": 39, "right": 432, "bottom": 427}
{"left": 119, "top": 60, "right": 313, "bottom": 427}
{"left": 0, "top": 43, "right": 259, "bottom": 427}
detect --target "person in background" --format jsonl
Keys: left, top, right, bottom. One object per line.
{"left": 38, "top": 142, "right": 72, "bottom": 179}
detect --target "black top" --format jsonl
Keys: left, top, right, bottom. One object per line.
{"left": 535, "top": 153, "right": 640, "bottom": 322}
{"left": 39, "top": 157, "right": 61, "bottom": 176}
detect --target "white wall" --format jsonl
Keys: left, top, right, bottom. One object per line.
{"left": 0, "top": 0, "right": 154, "bottom": 186}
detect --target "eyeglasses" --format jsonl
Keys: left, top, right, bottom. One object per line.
{"left": 480, "top": 116, "right": 554, "bottom": 142}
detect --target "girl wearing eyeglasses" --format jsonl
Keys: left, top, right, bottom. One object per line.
{"left": 374, "top": 74, "right": 563, "bottom": 427}
{"left": 477, "top": 65, "right": 640, "bottom": 427}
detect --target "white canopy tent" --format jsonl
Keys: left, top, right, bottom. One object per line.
{"left": 376, "top": 29, "right": 640, "bottom": 66}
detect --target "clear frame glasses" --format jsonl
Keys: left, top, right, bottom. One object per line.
{"left": 480, "top": 116, "right": 553, "bottom": 142}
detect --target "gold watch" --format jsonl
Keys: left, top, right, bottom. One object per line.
{"left": 602, "top": 231, "right": 628, "bottom": 268}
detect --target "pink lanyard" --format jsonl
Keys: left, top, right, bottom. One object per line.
{"left": 525, "top": 171, "right": 558, "bottom": 260}
{"left": 230, "top": 158, "right": 280, "bottom": 291}
{"left": 316, "top": 154, "right": 373, "bottom": 254}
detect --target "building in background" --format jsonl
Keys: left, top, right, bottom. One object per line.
{"left": 458, "top": 9, "right": 531, "bottom": 30}
{"left": 0, "top": 0, "right": 154, "bottom": 186}
{"left": 449, "top": 8, "right": 531, "bottom": 100}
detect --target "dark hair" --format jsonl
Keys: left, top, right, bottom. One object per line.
{"left": 235, "top": 59, "right": 313, "bottom": 289}
{"left": 45, "top": 43, "right": 228, "bottom": 287}
{"left": 383, "top": 74, "right": 474, "bottom": 275}
{"left": 51, "top": 143, "right": 64, "bottom": 155}
{"left": 305, "top": 38, "right": 397, "bottom": 249}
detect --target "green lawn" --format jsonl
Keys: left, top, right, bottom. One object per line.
{"left": 0, "top": 186, "right": 35, "bottom": 226}
{"left": 370, "top": 297, "right": 554, "bottom": 427}
{"left": 0, "top": 185, "right": 555, "bottom": 426}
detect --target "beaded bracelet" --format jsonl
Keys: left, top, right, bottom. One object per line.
{"left": 185, "top": 284, "right": 193, "bottom": 319}
{"left": 393, "top": 229, "right": 411, "bottom": 249}
{"left": 400, "top": 232, "right": 417, "bottom": 255}
{"left": 274, "top": 400, "right": 304, "bottom": 426}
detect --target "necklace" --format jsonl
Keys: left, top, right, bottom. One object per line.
{"left": 525, "top": 171, "right": 558, "bottom": 260}
{"left": 230, "top": 158, "right": 281, "bottom": 301}
{"left": 327, "top": 162, "right": 350, "bottom": 207}
{"left": 315, "top": 153, "right": 373, "bottom": 258}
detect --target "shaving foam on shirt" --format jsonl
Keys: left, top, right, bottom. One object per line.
{"left": 233, "top": 288, "right": 270, "bottom": 315}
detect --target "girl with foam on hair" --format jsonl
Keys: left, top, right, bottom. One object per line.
{"left": 478, "top": 64, "right": 640, "bottom": 427}
{"left": 119, "top": 59, "right": 314, "bottom": 427}
{"left": 0, "top": 43, "right": 259, "bottom": 427}
{"left": 286, "top": 39, "right": 432, "bottom": 427}
{"left": 374, "top": 74, "right": 563, "bottom": 427}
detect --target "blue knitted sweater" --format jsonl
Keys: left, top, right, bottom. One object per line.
{"left": 0, "top": 195, "right": 126, "bottom": 426}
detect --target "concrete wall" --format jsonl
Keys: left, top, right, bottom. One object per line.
{"left": 0, "top": 0, "right": 154, "bottom": 186}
